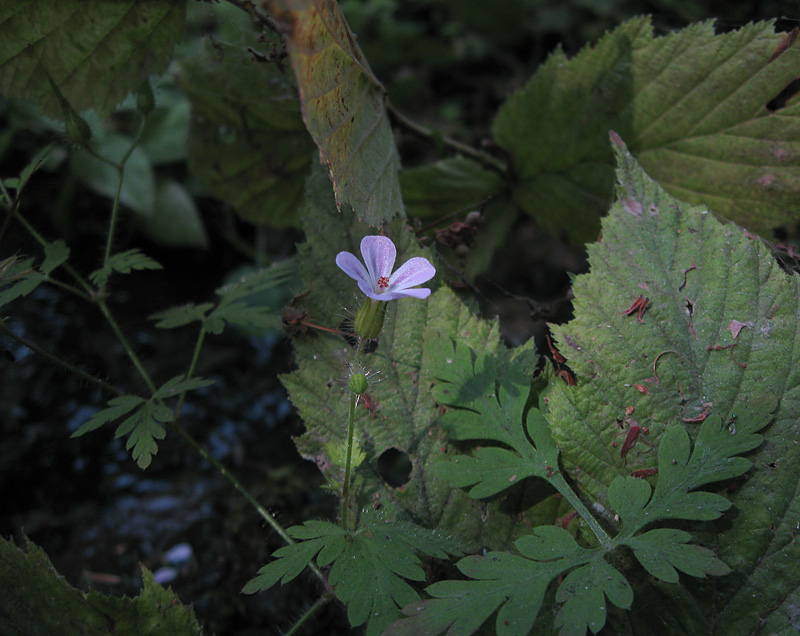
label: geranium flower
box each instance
[336,235,435,301]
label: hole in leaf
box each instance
[377,448,412,488]
[766,78,800,112]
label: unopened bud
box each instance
[353,298,387,339]
[47,75,92,146]
[64,108,92,146]
[349,372,368,395]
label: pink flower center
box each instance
[377,276,390,291]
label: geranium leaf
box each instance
[494,17,800,241]
[267,0,403,225]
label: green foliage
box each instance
[267,0,403,226]
[89,249,162,290]
[178,39,316,227]
[0,0,187,119]
[494,17,800,242]
[400,157,505,219]
[244,509,460,636]
[0,536,204,636]
[0,240,70,308]
[71,375,213,469]
[281,168,551,551]
[150,258,300,334]
[71,132,157,216]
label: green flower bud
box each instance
[353,297,387,339]
[349,372,368,395]
[64,108,92,146]
[136,79,155,115]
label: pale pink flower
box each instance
[335,236,435,301]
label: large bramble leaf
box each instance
[280,168,552,555]
[178,40,316,227]
[545,135,800,633]
[0,1,186,118]
[0,536,203,636]
[494,17,800,242]
[267,0,403,225]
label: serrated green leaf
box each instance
[242,520,346,593]
[544,138,800,631]
[89,249,162,289]
[267,0,403,225]
[0,536,203,636]
[178,40,315,227]
[117,403,171,470]
[70,395,145,438]
[0,1,186,119]
[621,528,731,583]
[494,17,800,241]
[150,303,214,329]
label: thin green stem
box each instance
[340,390,358,531]
[0,319,121,396]
[340,338,366,531]
[550,473,614,550]
[387,103,508,175]
[167,420,329,586]
[173,326,207,420]
[282,593,334,636]
[101,118,147,287]
[96,299,159,394]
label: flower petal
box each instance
[379,287,431,301]
[336,251,370,285]
[360,236,396,287]
[388,256,436,291]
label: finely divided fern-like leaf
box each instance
[244,510,460,636]
[89,249,162,289]
[71,375,213,469]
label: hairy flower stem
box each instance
[340,337,366,531]
[0,319,121,395]
[283,592,335,636]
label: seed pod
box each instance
[349,372,368,395]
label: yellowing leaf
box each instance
[268,0,403,225]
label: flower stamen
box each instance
[377,276,390,291]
